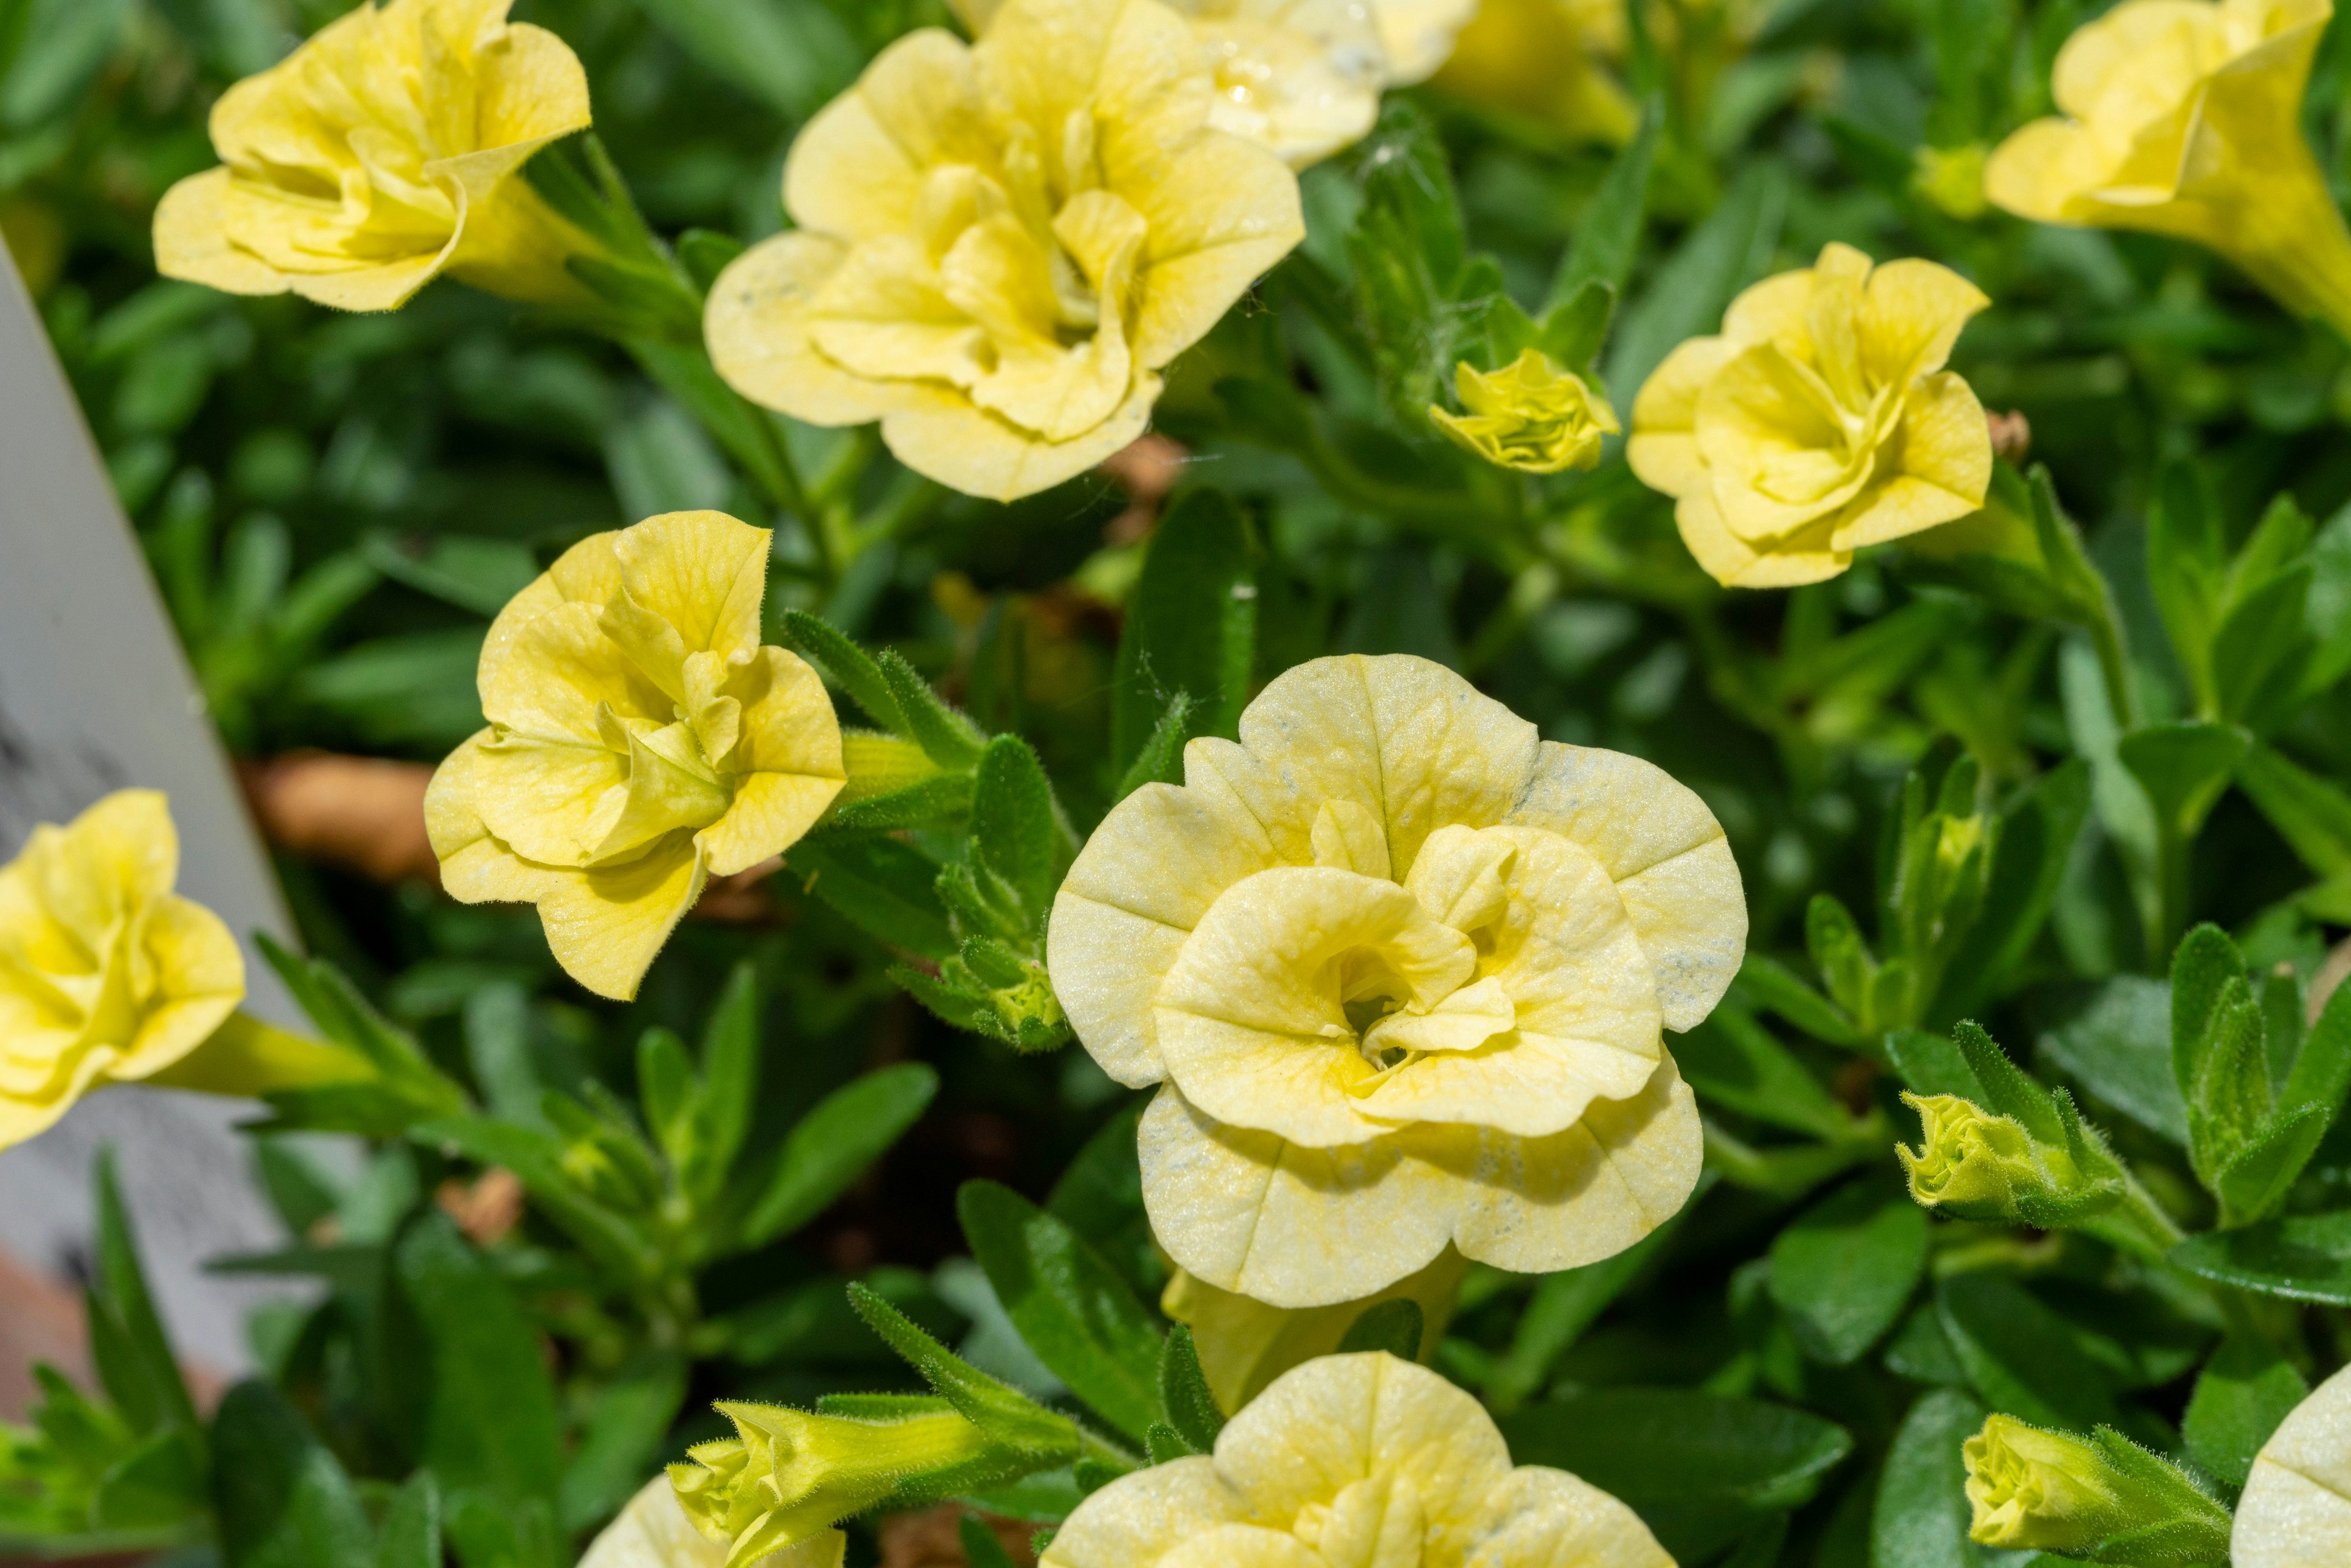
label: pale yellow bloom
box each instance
[706,0,1304,503]
[426,512,844,1002]
[1041,1352,1672,1568]
[953,0,1475,165]
[1627,242,1993,589]
[0,791,243,1150]
[1432,0,1637,144]
[580,1477,840,1568]
[1163,1250,1467,1414]
[1431,349,1620,474]
[154,0,592,313]
[2236,1363,2351,1568]
[1985,0,2351,331]
[1049,654,1740,1307]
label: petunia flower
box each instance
[705,0,1305,503]
[580,1476,839,1568]
[1627,242,1993,589]
[1039,1352,1672,1568]
[2235,1361,2351,1567]
[154,0,593,313]
[1985,0,2351,334]
[0,792,244,1149]
[1048,653,1742,1307]
[426,512,845,1002]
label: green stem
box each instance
[2087,1173,2186,1269]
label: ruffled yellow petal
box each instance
[2235,1363,2351,1568]
[1462,1466,1675,1568]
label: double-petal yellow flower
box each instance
[427,512,844,1002]
[1049,653,1742,1307]
[1041,1352,1671,1568]
[154,0,593,313]
[1986,0,2351,332]
[2235,1362,2351,1567]
[1628,242,1993,588]
[0,792,244,1149]
[705,0,1305,503]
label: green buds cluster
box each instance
[670,1400,1005,1566]
[2172,923,2351,1228]
[1963,1415,2233,1565]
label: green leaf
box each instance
[390,1215,563,1511]
[1337,1299,1424,1361]
[879,649,991,769]
[359,533,537,618]
[1869,1388,1989,1568]
[847,1283,1086,1463]
[1767,1180,1929,1366]
[90,1427,204,1531]
[2238,741,2351,877]
[626,0,859,119]
[1886,1029,1979,1099]
[742,1063,939,1245]
[1950,1021,2065,1146]
[1733,954,1866,1049]
[1112,490,1256,771]
[782,609,910,735]
[375,1473,441,1568]
[1550,94,1660,310]
[1500,1390,1851,1563]
[2214,563,2315,733]
[1341,100,1471,415]
[2036,976,2190,1145]
[970,734,1070,929]
[407,1114,653,1281]
[2118,721,2248,842]
[787,831,955,959]
[687,962,762,1204]
[2148,462,2226,705]
[1532,280,1616,380]
[1158,1327,1224,1455]
[958,1181,1166,1444]
[1114,691,1199,801]
[1675,1007,1853,1140]
[1606,159,1788,399]
[1935,1274,2123,1433]
[2170,1212,2351,1304]
[959,1513,1021,1568]
[1805,894,1874,1022]
[1935,760,2091,1021]
[558,1349,687,1532]
[2173,923,2250,1100]
[1486,1209,1687,1414]
[2183,1335,2309,1489]
[210,1381,372,1568]
[636,1028,695,1173]
[85,1151,198,1449]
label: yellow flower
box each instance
[1431,0,1637,144]
[1964,1417,2132,1552]
[1431,348,1621,474]
[1985,0,2351,331]
[1048,653,1741,1307]
[426,512,845,1002]
[670,1401,997,1566]
[580,1477,840,1568]
[1627,242,1993,589]
[1040,1352,1672,1568]
[0,791,244,1150]
[154,0,592,313]
[705,0,1304,502]
[1163,1249,1467,1414]
[2237,1364,2351,1568]
[952,0,1476,166]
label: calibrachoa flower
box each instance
[1627,242,1993,589]
[426,512,844,1002]
[954,0,1477,167]
[580,1477,839,1568]
[1985,0,2351,334]
[0,791,243,1150]
[1040,1352,1672,1568]
[154,0,593,313]
[1049,653,1741,1307]
[1431,348,1619,474]
[1431,0,1636,145]
[705,0,1305,503]
[2235,1362,2351,1567]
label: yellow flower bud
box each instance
[1161,1247,1467,1412]
[1627,242,1993,588]
[1913,143,1989,220]
[425,512,845,1002]
[1985,0,2351,332]
[670,1403,997,1566]
[705,0,1305,503]
[1431,349,1621,474]
[1965,1417,2132,1552]
[0,791,244,1150]
[1899,1094,2050,1219]
[154,0,593,313]
[1041,1354,1671,1568]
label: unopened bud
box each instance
[1430,350,1619,474]
[1963,1415,2231,1564]
[1898,1093,2117,1228]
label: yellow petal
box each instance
[1859,258,1991,387]
[1036,1457,1247,1568]
[1047,778,1281,1086]
[111,894,245,1081]
[705,233,923,428]
[1161,1248,1466,1414]
[879,371,1162,500]
[152,169,294,298]
[1719,268,1820,357]
[1461,1465,1674,1568]
[784,29,989,242]
[613,511,771,664]
[534,840,708,1002]
[700,771,845,880]
[1832,372,1992,550]
[2237,1363,2351,1568]
[1625,337,1736,497]
[1155,1527,1325,1568]
[1373,0,1480,84]
[1124,127,1306,367]
[580,1476,847,1568]
[1509,743,1747,1032]
[1695,342,1874,544]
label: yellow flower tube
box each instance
[705,0,1305,503]
[426,512,846,1002]
[2235,1362,2351,1567]
[154,0,593,313]
[1986,0,2351,333]
[1627,242,1994,588]
[1049,653,1743,1308]
[1040,1352,1672,1568]
[0,791,244,1149]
